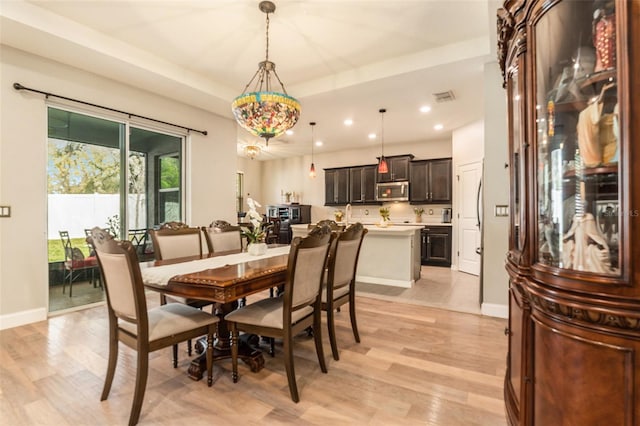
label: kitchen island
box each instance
[290,223,422,288]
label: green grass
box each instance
[48,238,92,262]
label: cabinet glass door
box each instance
[534,0,620,275]
[508,66,525,254]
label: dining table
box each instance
[141,245,290,381]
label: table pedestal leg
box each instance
[187,301,265,381]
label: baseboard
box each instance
[355,275,413,288]
[481,303,508,319]
[0,307,48,330]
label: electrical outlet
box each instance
[0,206,11,217]
[494,205,509,217]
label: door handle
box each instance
[476,178,482,228]
[475,247,482,255]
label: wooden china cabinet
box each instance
[498,0,639,425]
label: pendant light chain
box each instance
[265,12,270,63]
[309,121,317,178]
[381,110,385,156]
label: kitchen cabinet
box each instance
[421,226,451,266]
[376,154,414,182]
[409,158,452,204]
[499,1,640,424]
[324,167,350,206]
[349,165,378,204]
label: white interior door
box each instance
[458,161,482,275]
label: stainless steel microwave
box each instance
[376,182,409,201]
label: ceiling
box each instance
[1,0,499,160]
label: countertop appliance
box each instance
[442,208,452,223]
[375,181,409,202]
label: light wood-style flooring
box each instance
[1,291,507,425]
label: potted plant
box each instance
[379,207,390,227]
[414,207,424,223]
[334,209,344,222]
[241,198,268,255]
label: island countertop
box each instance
[290,223,422,288]
[291,224,424,234]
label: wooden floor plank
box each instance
[0,294,507,425]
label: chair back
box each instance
[265,217,281,243]
[284,225,333,314]
[90,227,146,325]
[310,220,345,232]
[149,222,203,260]
[327,223,368,293]
[60,230,85,262]
[202,220,243,253]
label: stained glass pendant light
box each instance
[309,122,316,178]
[377,108,389,174]
[231,1,301,146]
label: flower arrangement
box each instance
[379,207,390,222]
[334,209,344,221]
[241,198,267,244]
[413,207,424,216]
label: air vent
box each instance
[432,90,456,103]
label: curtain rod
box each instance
[13,82,208,136]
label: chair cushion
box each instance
[224,296,313,329]
[321,284,350,303]
[119,303,218,342]
[66,256,98,269]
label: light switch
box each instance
[494,205,509,217]
[0,206,11,217]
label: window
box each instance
[236,171,244,213]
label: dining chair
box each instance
[89,227,218,426]
[59,230,100,297]
[127,228,154,261]
[149,222,213,365]
[322,222,368,360]
[225,225,334,403]
[202,220,243,253]
[265,217,281,244]
[308,219,345,232]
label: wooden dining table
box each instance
[141,245,290,381]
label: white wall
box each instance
[0,46,237,328]
[237,156,263,212]
[481,61,509,317]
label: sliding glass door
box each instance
[47,106,184,312]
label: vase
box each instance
[247,242,268,256]
[415,215,422,223]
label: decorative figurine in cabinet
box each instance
[498,0,639,425]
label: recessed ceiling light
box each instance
[285,130,294,135]
[344,119,353,126]
[434,124,444,131]
[419,106,431,113]
[368,133,376,139]
[315,141,323,147]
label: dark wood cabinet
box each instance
[421,226,452,266]
[349,165,378,204]
[266,204,311,244]
[324,168,350,206]
[499,1,640,424]
[376,154,414,182]
[409,158,452,204]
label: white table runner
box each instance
[141,245,291,286]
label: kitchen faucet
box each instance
[345,203,352,225]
